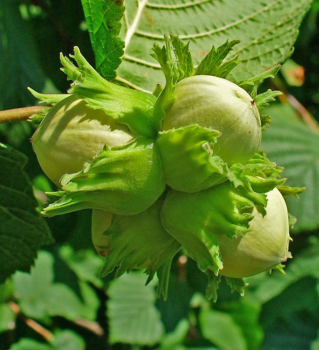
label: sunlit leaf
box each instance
[118,0,311,92]
[9,330,85,350]
[200,308,246,350]
[247,238,319,304]
[107,272,164,345]
[0,304,15,333]
[81,0,125,80]
[51,330,85,350]
[262,103,319,232]
[13,251,99,321]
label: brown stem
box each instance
[8,301,104,340]
[8,301,54,342]
[0,106,50,124]
[270,78,319,133]
[286,94,319,134]
[73,318,104,336]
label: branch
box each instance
[8,301,54,342]
[286,94,319,134]
[73,318,104,336]
[8,301,104,339]
[270,77,319,134]
[0,106,49,124]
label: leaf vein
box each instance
[135,0,279,39]
[146,0,212,9]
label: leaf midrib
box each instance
[124,0,149,54]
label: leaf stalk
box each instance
[0,106,50,124]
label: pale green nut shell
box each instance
[219,188,290,278]
[162,75,262,165]
[32,95,133,186]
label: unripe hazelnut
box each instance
[163,75,262,165]
[32,95,133,186]
[219,188,290,278]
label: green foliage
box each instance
[10,339,52,350]
[224,300,264,350]
[12,251,99,321]
[50,330,85,350]
[158,319,190,350]
[247,238,319,304]
[107,273,164,345]
[117,0,312,91]
[312,333,319,350]
[0,304,15,333]
[59,246,104,288]
[0,280,13,303]
[0,0,317,349]
[81,0,125,80]
[0,0,46,109]
[262,103,319,232]
[0,144,53,282]
[200,308,246,350]
[10,330,85,350]
[151,35,189,130]
[195,40,240,78]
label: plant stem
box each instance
[286,93,319,134]
[271,77,319,134]
[73,318,104,336]
[8,301,54,342]
[0,106,50,124]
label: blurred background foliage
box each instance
[1,0,319,349]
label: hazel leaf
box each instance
[118,1,311,92]
[107,273,164,345]
[261,103,315,232]
[81,0,125,81]
[0,144,53,282]
[43,137,165,216]
[156,125,228,192]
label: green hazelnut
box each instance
[162,75,262,165]
[219,188,290,278]
[32,95,133,187]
